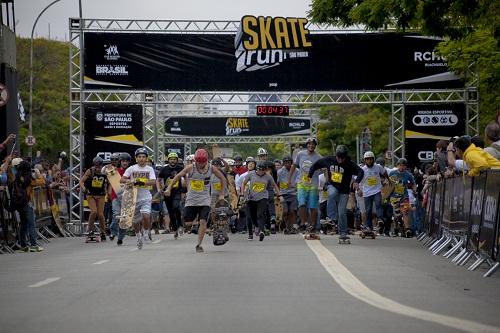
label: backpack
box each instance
[6,179,29,212]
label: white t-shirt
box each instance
[318,173,328,203]
[360,163,387,198]
[455,159,469,172]
[123,164,156,201]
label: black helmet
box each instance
[119,152,131,161]
[336,145,348,158]
[135,147,148,157]
[211,158,223,167]
[234,155,243,162]
[273,159,282,164]
[110,152,120,161]
[397,158,408,166]
[375,157,385,166]
[256,161,267,170]
[306,137,318,146]
[93,156,104,166]
[282,155,293,163]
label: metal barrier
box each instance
[0,185,75,254]
[419,170,500,277]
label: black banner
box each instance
[478,171,500,258]
[164,116,310,137]
[405,103,466,169]
[84,105,143,168]
[165,144,185,161]
[423,182,435,235]
[468,175,487,252]
[83,31,463,91]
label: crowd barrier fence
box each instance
[418,170,500,277]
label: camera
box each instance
[449,136,459,143]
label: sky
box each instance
[15,0,312,41]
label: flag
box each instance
[17,92,25,122]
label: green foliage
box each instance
[317,105,391,159]
[16,37,70,159]
[309,0,500,133]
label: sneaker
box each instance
[259,231,265,241]
[174,231,179,240]
[100,233,106,241]
[109,235,115,241]
[17,246,29,253]
[195,245,204,253]
[248,234,254,241]
[270,224,276,234]
[117,239,123,246]
[178,227,184,236]
[137,237,143,250]
[161,230,170,234]
[148,231,152,241]
[30,246,43,252]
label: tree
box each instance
[16,37,70,159]
[309,0,500,132]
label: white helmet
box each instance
[363,151,375,159]
[257,147,267,156]
[186,154,195,162]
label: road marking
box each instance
[129,248,138,252]
[28,277,61,288]
[152,239,161,244]
[305,240,500,333]
[92,260,109,265]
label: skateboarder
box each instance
[158,152,184,239]
[80,157,108,241]
[308,145,364,241]
[359,151,388,235]
[164,148,227,253]
[277,156,299,234]
[102,152,121,240]
[121,148,158,249]
[241,161,280,241]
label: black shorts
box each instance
[184,206,211,222]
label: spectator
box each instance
[0,134,16,153]
[484,121,500,159]
[434,140,449,175]
[0,155,13,184]
[454,136,500,176]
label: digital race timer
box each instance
[256,105,289,116]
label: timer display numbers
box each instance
[256,105,289,116]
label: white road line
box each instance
[28,277,61,288]
[305,240,500,333]
[129,248,138,252]
[92,260,110,265]
[152,239,161,244]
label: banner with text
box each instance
[404,103,466,168]
[165,116,310,137]
[84,105,143,168]
[84,18,462,91]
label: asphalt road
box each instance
[0,233,499,333]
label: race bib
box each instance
[367,176,378,186]
[301,174,311,183]
[213,182,222,191]
[279,182,289,190]
[330,172,343,183]
[190,179,204,192]
[91,179,104,188]
[136,177,149,189]
[394,183,404,195]
[252,182,266,193]
[167,178,179,189]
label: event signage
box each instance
[84,105,143,168]
[164,116,310,137]
[468,174,487,252]
[256,105,289,116]
[404,103,466,168]
[83,17,462,91]
[165,143,185,161]
[478,172,500,257]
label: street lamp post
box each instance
[29,0,61,157]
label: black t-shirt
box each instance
[159,164,184,196]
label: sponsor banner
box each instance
[83,19,462,91]
[423,182,435,235]
[404,103,466,169]
[468,175,487,252]
[443,176,471,234]
[165,144,185,161]
[431,180,444,237]
[478,171,500,258]
[84,105,143,168]
[164,116,310,136]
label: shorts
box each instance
[355,193,365,213]
[297,187,319,209]
[282,194,298,212]
[133,199,152,224]
[184,206,211,222]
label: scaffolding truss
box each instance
[69,18,477,224]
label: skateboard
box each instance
[213,199,230,246]
[85,232,100,243]
[304,233,321,240]
[360,229,376,239]
[105,166,122,194]
[338,235,351,244]
[118,183,138,229]
[47,189,66,236]
[320,219,337,235]
[274,196,283,231]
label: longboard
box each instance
[105,166,122,194]
[118,184,137,229]
[274,196,283,229]
[47,188,66,236]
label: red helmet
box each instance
[194,149,208,163]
